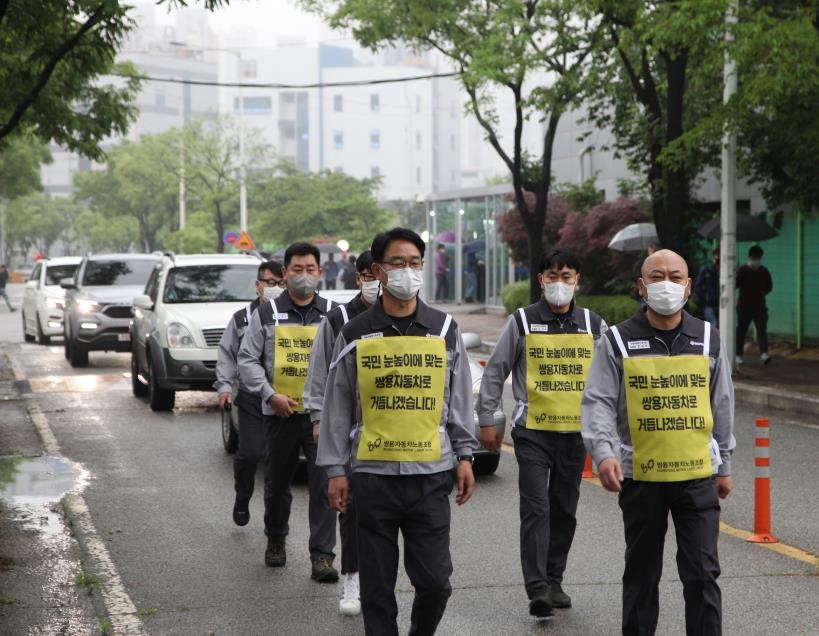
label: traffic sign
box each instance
[235,231,255,250]
[223,231,239,246]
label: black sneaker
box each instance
[550,583,572,608]
[265,537,286,567]
[232,498,249,526]
[528,588,553,618]
[311,554,339,583]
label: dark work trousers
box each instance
[736,306,768,355]
[233,394,265,504]
[351,471,454,636]
[339,465,358,574]
[511,426,585,598]
[263,412,336,559]
[619,478,722,636]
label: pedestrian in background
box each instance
[340,255,357,290]
[434,243,449,301]
[477,248,607,618]
[736,245,773,365]
[582,248,735,636]
[238,243,339,582]
[318,227,477,636]
[0,264,16,312]
[215,260,284,527]
[694,248,720,328]
[303,250,377,617]
[323,252,340,290]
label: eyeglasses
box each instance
[358,272,377,282]
[258,278,286,287]
[379,257,424,271]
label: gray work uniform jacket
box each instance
[303,294,369,424]
[214,298,261,395]
[476,299,607,430]
[316,298,478,479]
[237,292,336,416]
[581,308,736,478]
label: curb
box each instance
[733,381,819,419]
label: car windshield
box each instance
[163,264,258,303]
[45,263,79,286]
[82,259,158,286]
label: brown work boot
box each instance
[265,536,286,567]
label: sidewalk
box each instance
[441,302,819,418]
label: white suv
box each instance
[130,253,263,411]
[22,256,82,344]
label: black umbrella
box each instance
[698,215,778,242]
[463,239,486,254]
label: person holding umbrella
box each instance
[736,245,773,365]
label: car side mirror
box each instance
[133,294,154,311]
[461,332,482,350]
[25,280,38,290]
[59,277,77,290]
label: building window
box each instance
[415,131,421,150]
[334,130,344,150]
[370,166,380,178]
[156,90,166,108]
[237,96,272,114]
[334,166,344,173]
[416,166,421,184]
[240,59,257,79]
[370,93,380,112]
[333,94,343,112]
[370,130,380,149]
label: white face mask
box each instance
[543,282,575,308]
[748,259,762,270]
[262,286,284,302]
[287,273,320,298]
[644,280,688,316]
[361,279,380,305]
[384,267,423,301]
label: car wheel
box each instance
[36,317,51,345]
[473,452,501,476]
[148,355,175,411]
[68,338,89,368]
[221,408,238,453]
[22,311,35,343]
[130,346,149,398]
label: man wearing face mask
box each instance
[318,227,477,636]
[735,245,773,365]
[215,260,285,526]
[238,243,340,580]
[303,249,377,616]
[476,249,607,618]
[581,249,735,636]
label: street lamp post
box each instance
[171,41,247,233]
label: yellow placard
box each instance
[624,355,713,482]
[273,325,318,411]
[524,333,594,432]
[356,336,446,462]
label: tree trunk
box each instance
[214,201,224,254]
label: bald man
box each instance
[581,249,735,636]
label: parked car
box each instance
[62,253,162,368]
[131,253,263,411]
[22,256,82,344]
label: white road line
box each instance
[28,404,147,635]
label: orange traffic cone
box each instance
[582,452,595,478]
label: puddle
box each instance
[0,455,88,535]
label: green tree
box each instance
[74,132,179,252]
[74,208,139,252]
[252,163,394,251]
[303,0,603,301]
[0,134,52,200]
[164,212,216,253]
[0,1,140,158]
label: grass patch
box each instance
[75,571,103,596]
[137,607,157,618]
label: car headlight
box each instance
[167,322,196,348]
[76,299,101,314]
[46,297,64,310]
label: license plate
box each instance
[117,333,131,342]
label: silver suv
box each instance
[130,253,263,411]
[61,253,161,367]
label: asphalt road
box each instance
[1,284,817,635]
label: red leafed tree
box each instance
[497,192,570,265]
[558,197,646,294]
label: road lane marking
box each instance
[28,404,147,635]
[500,443,818,568]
